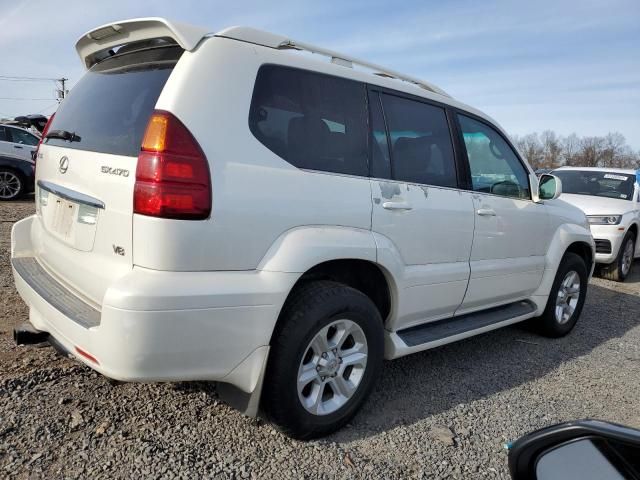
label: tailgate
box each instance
[32,44,183,306]
[34,146,135,306]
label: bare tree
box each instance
[513,131,638,170]
[562,133,580,166]
[540,130,563,168]
[514,133,544,168]
[577,136,604,167]
[600,132,627,168]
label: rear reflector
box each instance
[134,111,211,220]
[75,346,99,365]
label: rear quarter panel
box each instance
[137,37,373,271]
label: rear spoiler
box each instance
[76,17,210,69]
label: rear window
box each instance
[249,65,368,177]
[45,46,182,157]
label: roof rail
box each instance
[215,26,450,97]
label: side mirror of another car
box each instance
[508,420,640,480]
[538,174,562,200]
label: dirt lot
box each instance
[1,198,639,479]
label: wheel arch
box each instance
[565,240,594,272]
[269,258,395,346]
[533,223,594,299]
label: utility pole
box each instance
[56,77,68,103]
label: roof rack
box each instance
[215,27,450,97]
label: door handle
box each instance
[476,208,496,216]
[382,201,413,211]
[13,145,23,149]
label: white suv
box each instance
[11,18,594,439]
[553,167,640,281]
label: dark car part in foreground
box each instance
[509,419,640,479]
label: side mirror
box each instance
[539,174,562,200]
[508,420,640,480]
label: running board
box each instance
[397,300,536,347]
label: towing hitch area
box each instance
[13,323,50,345]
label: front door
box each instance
[455,113,549,313]
[369,90,475,330]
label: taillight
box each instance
[34,113,55,173]
[134,110,211,220]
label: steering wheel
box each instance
[490,180,521,197]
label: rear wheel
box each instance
[0,169,24,200]
[263,281,383,439]
[600,232,635,282]
[533,252,588,338]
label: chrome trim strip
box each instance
[37,180,105,209]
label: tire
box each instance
[533,252,588,338]
[599,232,636,282]
[0,169,25,201]
[263,281,384,439]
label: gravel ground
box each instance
[1,198,639,479]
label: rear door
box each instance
[33,45,182,305]
[369,89,475,330]
[0,126,19,158]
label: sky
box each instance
[1,0,639,149]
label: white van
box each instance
[12,18,594,438]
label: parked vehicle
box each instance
[0,154,35,200]
[0,124,39,162]
[11,17,594,439]
[553,167,640,281]
[509,419,640,479]
[13,114,49,134]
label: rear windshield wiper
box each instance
[46,129,81,142]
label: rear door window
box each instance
[45,46,182,157]
[249,65,368,177]
[0,126,8,142]
[379,93,457,188]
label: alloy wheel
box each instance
[0,171,21,200]
[621,238,634,276]
[555,270,581,324]
[297,319,368,416]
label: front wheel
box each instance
[599,232,636,282]
[262,281,383,439]
[533,252,588,338]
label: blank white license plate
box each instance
[51,198,77,238]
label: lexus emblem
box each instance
[59,156,69,174]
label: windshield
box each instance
[45,45,182,157]
[553,170,636,201]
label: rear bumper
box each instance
[11,215,297,393]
